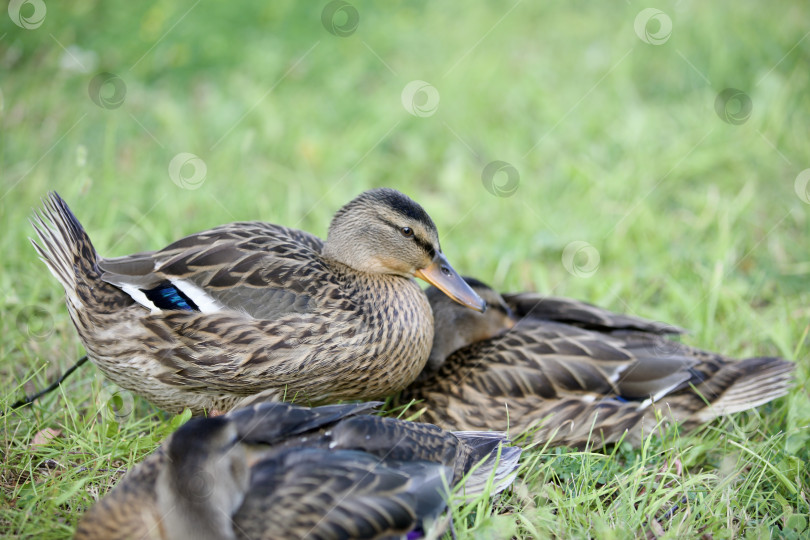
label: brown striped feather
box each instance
[400,279,795,448]
[31,189,470,414]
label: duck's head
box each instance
[157,416,249,540]
[323,188,485,312]
[425,277,516,372]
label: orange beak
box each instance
[414,253,486,312]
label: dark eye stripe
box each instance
[380,218,436,259]
[412,236,436,259]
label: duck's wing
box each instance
[407,322,697,438]
[98,222,333,319]
[454,322,698,401]
[316,414,521,495]
[233,448,452,540]
[229,402,520,496]
[231,406,521,496]
[503,292,687,335]
[226,401,382,444]
[410,322,794,448]
[644,353,795,426]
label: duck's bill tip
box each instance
[415,255,487,313]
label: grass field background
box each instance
[2,1,809,537]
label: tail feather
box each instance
[30,192,99,304]
[452,431,522,495]
[30,192,131,315]
[692,357,794,423]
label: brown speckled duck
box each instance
[31,189,484,414]
[400,278,794,448]
[74,401,522,540]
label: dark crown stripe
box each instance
[376,189,436,230]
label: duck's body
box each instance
[32,190,484,414]
[74,401,521,540]
[402,278,794,448]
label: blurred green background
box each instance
[4,1,809,359]
[2,1,809,536]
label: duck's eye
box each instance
[400,227,414,238]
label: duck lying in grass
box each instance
[400,278,794,448]
[73,401,521,540]
[30,189,484,414]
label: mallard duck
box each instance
[31,189,485,414]
[74,401,522,540]
[401,278,795,448]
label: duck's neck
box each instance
[155,465,242,540]
[424,306,512,374]
[323,258,427,312]
[350,271,434,333]
[303,259,435,397]
[351,268,435,374]
[426,327,473,373]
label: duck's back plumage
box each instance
[503,291,686,335]
[403,281,795,449]
[98,222,330,319]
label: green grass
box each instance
[2,1,809,537]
